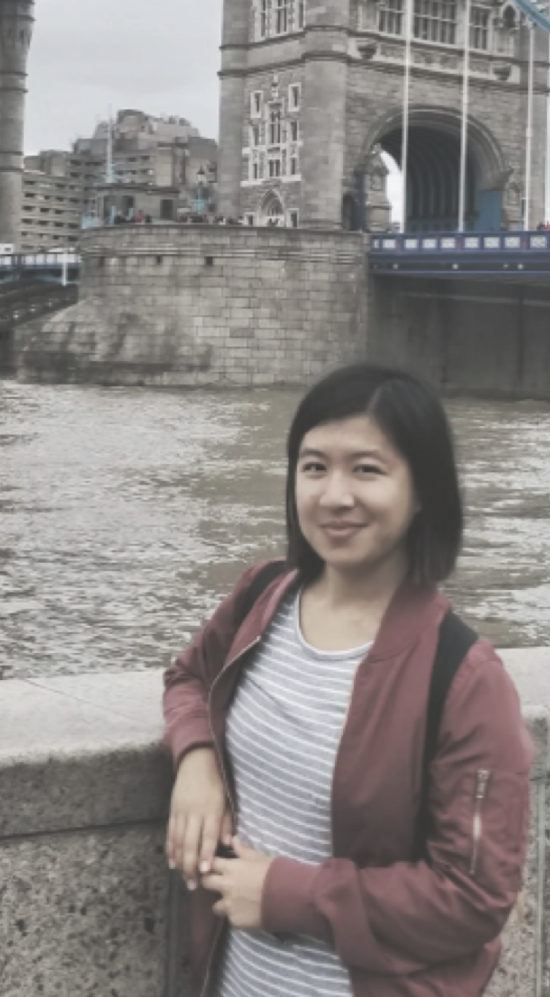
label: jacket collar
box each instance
[368,578,449,661]
[228,568,448,666]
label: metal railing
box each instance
[0,252,81,272]
[370,231,550,254]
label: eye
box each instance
[356,463,382,475]
[300,461,326,473]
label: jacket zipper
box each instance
[469,769,490,877]
[198,636,262,997]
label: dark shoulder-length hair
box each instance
[286,362,463,587]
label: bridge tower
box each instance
[217,0,547,231]
[0,0,34,249]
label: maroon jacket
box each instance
[163,563,533,997]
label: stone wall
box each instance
[345,45,547,229]
[369,275,550,399]
[17,225,368,387]
[1,652,550,997]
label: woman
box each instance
[163,363,532,997]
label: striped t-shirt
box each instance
[214,591,372,997]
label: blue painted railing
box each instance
[369,230,550,275]
[370,231,550,254]
[513,0,550,35]
[0,252,81,274]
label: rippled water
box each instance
[0,381,549,679]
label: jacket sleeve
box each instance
[261,643,534,975]
[162,562,263,770]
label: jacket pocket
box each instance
[432,765,530,895]
[469,769,490,877]
[462,769,529,892]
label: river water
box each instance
[1,381,549,679]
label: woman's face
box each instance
[295,414,420,580]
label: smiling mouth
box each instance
[322,523,364,531]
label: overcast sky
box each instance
[26,0,223,153]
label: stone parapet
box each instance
[0,671,186,997]
[1,649,550,996]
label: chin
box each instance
[324,551,371,571]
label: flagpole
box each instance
[458,0,472,231]
[107,105,114,184]
[524,20,535,229]
[400,0,414,232]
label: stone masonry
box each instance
[17,225,368,386]
[0,0,34,249]
[217,0,547,229]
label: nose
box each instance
[319,471,355,509]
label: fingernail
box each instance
[187,880,197,892]
[199,861,209,874]
[168,860,176,870]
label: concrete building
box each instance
[0,0,35,249]
[217,0,547,231]
[73,110,218,222]
[21,152,84,251]
[20,111,218,249]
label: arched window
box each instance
[261,193,285,226]
[502,4,517,30]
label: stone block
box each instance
[0,673,170,837]
[500,650,550,717]
[1,827,176,997]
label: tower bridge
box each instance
[218,0,549,234]
[5,0,550,399]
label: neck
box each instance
[316,554,410,615]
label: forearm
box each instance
[262,853,516,974]
[163,677,214,768]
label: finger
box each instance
[220,807,234,847]
[182,815,202,888]
[173,814,187,872]
[201,872,225,893]
[165,813,178,869]
[199,812,222,875]
[213,899,226,918]
[210,856,231,875]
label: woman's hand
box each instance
[202,837,274,930]
[166,747,233,890]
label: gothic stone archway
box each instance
[360,106,512,232]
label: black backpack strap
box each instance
[239,560,288,624]
[413,612,478,860]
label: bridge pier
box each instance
[368,274,550,400]
[0,323,15,375]
[14,226,369,387]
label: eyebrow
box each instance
[298,447,387,461]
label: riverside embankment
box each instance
[1,380,550,996]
